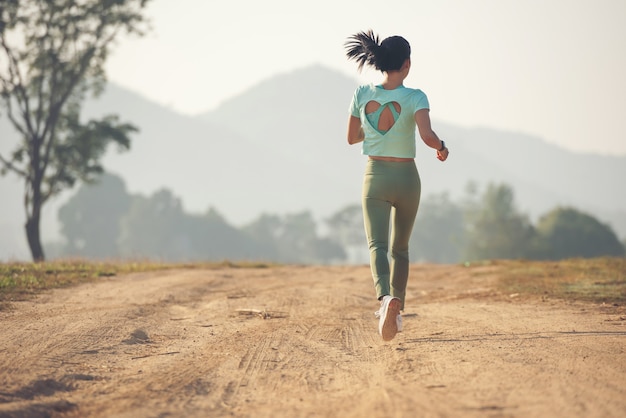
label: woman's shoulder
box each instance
[403,86,427,96]
[355,83,377,92]
[404,87,429,109]
[353,83,379,99]
[403,87,428,104]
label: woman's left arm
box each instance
[347,115,364,144]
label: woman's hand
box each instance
[437,147,449,162]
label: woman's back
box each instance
[350,84,429,159]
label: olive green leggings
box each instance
[362,159,421,310]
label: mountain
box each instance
[84,69,366,223]
[1,64,625,261]
[197,65,626,231]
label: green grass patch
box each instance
[494,257,626,304]
[0,259,274,304]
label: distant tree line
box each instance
[49,173,343,263]
[47,174,626,264]
[328,183,624,264]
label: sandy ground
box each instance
[0,264,625,418]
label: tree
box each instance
[57,172,130,258]
[241,213,282,261]
[244,211,346,264]
[410,193,466,263]
[183,207,266,262]
[118,190,262,262]
[118,189,187,260]
[535,207,625,259]
[0,0,151,261]
[324,204,366,263]
[325,204,365,247]
[279,211,346,264]
[464,183,535,261]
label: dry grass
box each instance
[2,258,624,309]
[493,257,626,305]
[0,259,274,306]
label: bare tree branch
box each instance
[0,153,27,177]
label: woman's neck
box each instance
[380,71,405,90]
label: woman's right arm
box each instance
[415,109,448,161]
[347,115,365,144]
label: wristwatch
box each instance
[438,140,446,151]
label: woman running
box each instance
[345,30,449,341]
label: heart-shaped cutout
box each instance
[365,101,401,134]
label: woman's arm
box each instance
[415,109,449,161]
[347,115,365,144]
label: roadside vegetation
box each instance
[0,260,272,307]
[40,175,624,266]
[1,258,624,310]
[492,257,626,305]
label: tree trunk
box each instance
[25,213,45,262]
[26,130,46,262]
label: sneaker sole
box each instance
[381,298,401,341]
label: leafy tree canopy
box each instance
[535,207,625,260]
[58,172,130,258]
[0,0,151,261]
[410,192,466,263]
[463,183,536,261]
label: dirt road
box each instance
[1,264,625,417]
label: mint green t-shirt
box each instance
[349,84,429,158]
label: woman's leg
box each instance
[362,160,420,305]
[389,164,421,310]
[362,160,394,300]
[362,195,392,299]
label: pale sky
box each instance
[105,0,626,155]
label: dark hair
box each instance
[344,29,411,73]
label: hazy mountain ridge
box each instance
[1,64,625,260]
[197,66,553,210]
[450,125,625,208]
[197,65,626,229]
[81,83,354,221]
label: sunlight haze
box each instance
[104,0,626,156]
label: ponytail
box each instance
[344,30,381,72]
[345,30,411,73]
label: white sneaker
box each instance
[375,310,402,332]
[374,295,401,341]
